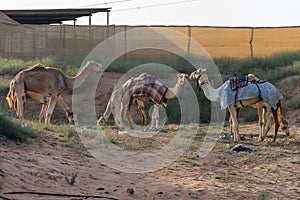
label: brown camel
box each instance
[29,91,74,124]
[229,100,289,141]
[8,89,73,123]
[6,61,103,124]
[190,68,285,142]
[118,72,188,130]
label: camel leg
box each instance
[98,95,114,125]
[40,95,72,124]
[150,105,160,129]
[16,95,25,121]
[261,104,272,141]
[119,96,129,129]
[126,105,134,130]
[256,102,264,141]
[39,104,47,123]
[272,102,283,142]
[119,100,124,129]
[229,107,240,134]
[26,91,72,124]
[44,97,58,124]
[271,109,280,142]
[13,80,26,121]
[98,89,121,125]
[228,105,239,142]
[136,99,146,126]
[26,90,48,123]
[229,115,233,133]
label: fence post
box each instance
[124,25,127,61]
[187,26,191,57]
[249,27,254,58]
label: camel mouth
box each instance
[189,71,200,80]
[188,72,195,80]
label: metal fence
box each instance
[1,24,300,58]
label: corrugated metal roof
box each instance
[0,8,111,25]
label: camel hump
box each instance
[31,63,46,70]
[248,73,259,81]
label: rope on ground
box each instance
[3,191,119,200]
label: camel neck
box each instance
[199,75,219,102]
[65,77,75,89]
[65,64,94,89]
[165,82,183,99]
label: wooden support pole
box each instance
[250,27,254,58]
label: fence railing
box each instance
[1,25,300,58]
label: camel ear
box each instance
[202,68,207,72]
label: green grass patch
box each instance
[1,50,300,124]
[0,115,36,142]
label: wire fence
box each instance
[1,24,300,58]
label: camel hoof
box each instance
[258,137,264,142]
[118,130,128,134]
[97,116,106,125]
[286,130,290,137]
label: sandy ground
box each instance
[1,123,300,200]
[1,72,300,200]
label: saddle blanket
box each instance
[125,73,168,106]
[230,75,248,91]
[219,80,283,109]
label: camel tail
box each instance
[6,93,13,108]
[277,100,283,123]
[6,81,15,109]
[272,100,284,142]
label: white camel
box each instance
[190,68,285,142]
[6,61,103,124]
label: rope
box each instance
[3,191,119,200]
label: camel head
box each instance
[189,68,208,87]
[177,73,189,86]
[73,61,104,88]
[83,61,104,73]
[78,61,104,79]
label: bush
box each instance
[0,115,36,142]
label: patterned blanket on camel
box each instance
[125,73,168,106]
[230,75,249,91]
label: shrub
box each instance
[0,115,36,141]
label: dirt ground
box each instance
[0,72,300,200]
[0,122,299,200]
